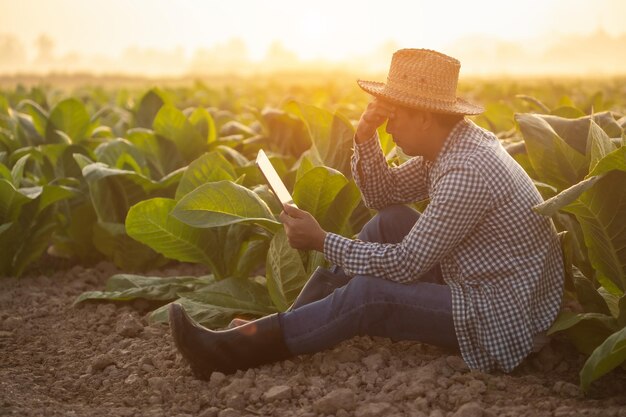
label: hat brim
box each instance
[357,79,484,115]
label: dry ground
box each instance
[1,260,626,417]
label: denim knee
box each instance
[358,205,420,243]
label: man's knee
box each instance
[341,275,379,303]
[358,205,420,243]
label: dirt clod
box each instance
[313,388,356,413]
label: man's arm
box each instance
[352,134,430,209]
[325,162,493,282]
[352,99,429,209]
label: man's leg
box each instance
[278,274,458,355]
[278,204,457,354]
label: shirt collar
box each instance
[432,118,471,167]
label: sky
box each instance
[1,0,625,75]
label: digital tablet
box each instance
[255,149,297,207]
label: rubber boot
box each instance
[169,303,292,380]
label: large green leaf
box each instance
[588,146,626,177]
[75,274,213,304]
[51,201,101,263]
[80,160,182,223]
[175,151,236,200]
[179,276,276,316]
[516,113,589,190]
[153,104,206,163]
[126,198,221,275]
[588,119,617,172]
[93,221,165,271]
[136,88,166,128]
[285,101,354,176]
[0,178,30,221]
[533,175,603,217]
[265,229,308,311]
[11,205,58,277]
[548,310,618,355]
[580,326,626,392]
[188,107,217,144]
[95,138,149,177]
[46,98,90,143]
[172,181,280,230]
[126,128,183,178]
[563,171,626,294]
[16,99,48,138]
[293,166,349,221]
[539,112,622,154]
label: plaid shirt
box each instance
[323,119,564,372]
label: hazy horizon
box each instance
[2,0,626,77]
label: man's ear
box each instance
[420,111,434,130]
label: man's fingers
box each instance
[283,203,305,218]
[279,210,290,224]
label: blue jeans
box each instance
[278,205,459,355]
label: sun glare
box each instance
[0,0,625,76]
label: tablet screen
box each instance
[255,149,296,207]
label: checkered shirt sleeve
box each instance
[350,133,431,210]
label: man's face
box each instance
[385,105,430,157]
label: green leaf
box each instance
[93,221,164,271]
[10,154,29,187]
[179,276,276,316]
[81,161,182,223]
[322,180,362,236]
[153,104,206,163]
[293,166,349,221]
[588,146,626,177]
[46,98,90,143]
[533,175,603,217]
[136,89,166,128]
[51,202,100,263]
[285,101,354,176]
[175,151,236,200]
[539,112,620,154]
[16,100,48,137]
[126,198,221,274]
[265,229,308,311]
[126,128,182,178]
[572,272,612,315]
[172,181,280,230]
[516,113,588,190]
[75,274,213,304]
[95,138,149,177]
[563,171,626,293]
[580,326,626,392]
[189,107,217,144]
[588,119,617,172]
[0,179,31,221]
[11,206,57,277]
[548,310,617,355]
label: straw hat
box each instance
[357,48,483,115]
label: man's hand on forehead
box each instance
[356,98,396,143]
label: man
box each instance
[169,48,564,379]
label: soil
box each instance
[1,260,626,417]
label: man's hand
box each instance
[355,98,396,144]
[279,204,327,252]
